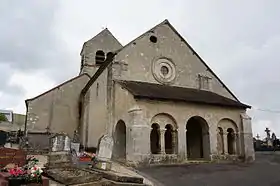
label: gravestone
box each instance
[0,130,7,147]
[46,133,72,169]
[50,133,70,152]
[97,135,114,161]
[93,135,114,171]
[71,130,80,155]
[0,147,26,168]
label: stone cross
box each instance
[96,135,114,161]
[265,128,271,139]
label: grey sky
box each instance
[0,0,279,138]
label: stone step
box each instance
[101,180,149,186]
[87,168,144,184]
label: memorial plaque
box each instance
[0,147,26,168]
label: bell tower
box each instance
[80,28,122,76]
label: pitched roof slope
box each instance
[117,80,251,109]
[80,28,123,55]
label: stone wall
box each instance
[114,21,237,100]
[25,74,90,137]
[111,83,250,164]
[27,132,50,152]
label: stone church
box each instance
[25,19,255,163]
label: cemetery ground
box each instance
[137,152,280,186]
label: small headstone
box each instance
[0,130,7,147]
[71,142,80,155]
[92,135,113,171]
[71,130,80,155]
[0,147,26,168]
[97,135,114,161]
[71,150,79,165]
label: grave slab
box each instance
[0,147,26,168]
[45,167,102,185]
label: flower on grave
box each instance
[8,166,26,177]
[27,165,43,183]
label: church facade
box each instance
[25,20,255,163]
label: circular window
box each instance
[150,35,158,43]
[160,66,169,76]
[152,58,176,84]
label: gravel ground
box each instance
[138,152,280,186]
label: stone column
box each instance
[127,106,150,162]
[160,129,166,154]
[184,129,188,158]
[172,129,178,154]
[240,113,255,162]
[233,133,238,154]
[236,132,241,155]
[223,133,228,155]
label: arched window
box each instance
[150,123,160,154]
[227,128,235,155]
[165,124,173,154]
[95,50,105,65]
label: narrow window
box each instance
[96,83,99,97]
[95,50,105,65]
[198,74,211,90]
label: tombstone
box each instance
[46,133,72,169]
[50,133,71,152]
[97,135,114,161]
[0,147,26,168]
[70,130,80,155]
[93,135,114,171]
[0,130,7,147]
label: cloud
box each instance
[1,0,279,138]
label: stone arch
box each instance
[113,120,126,160]
[218,118,239,155]
[186,116,210,160]
[150,123,160,154]
[151,113,178,154]
[151,113,178,129]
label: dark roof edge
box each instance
[116,80,251,109]
[134,95,251,109]
[25,73,90,103]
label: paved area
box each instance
[138,152,280,186]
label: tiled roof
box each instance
[117,81,251,109]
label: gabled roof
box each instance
[116,19,241,102]
[80,28,123,55]
[117,80,251,109]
